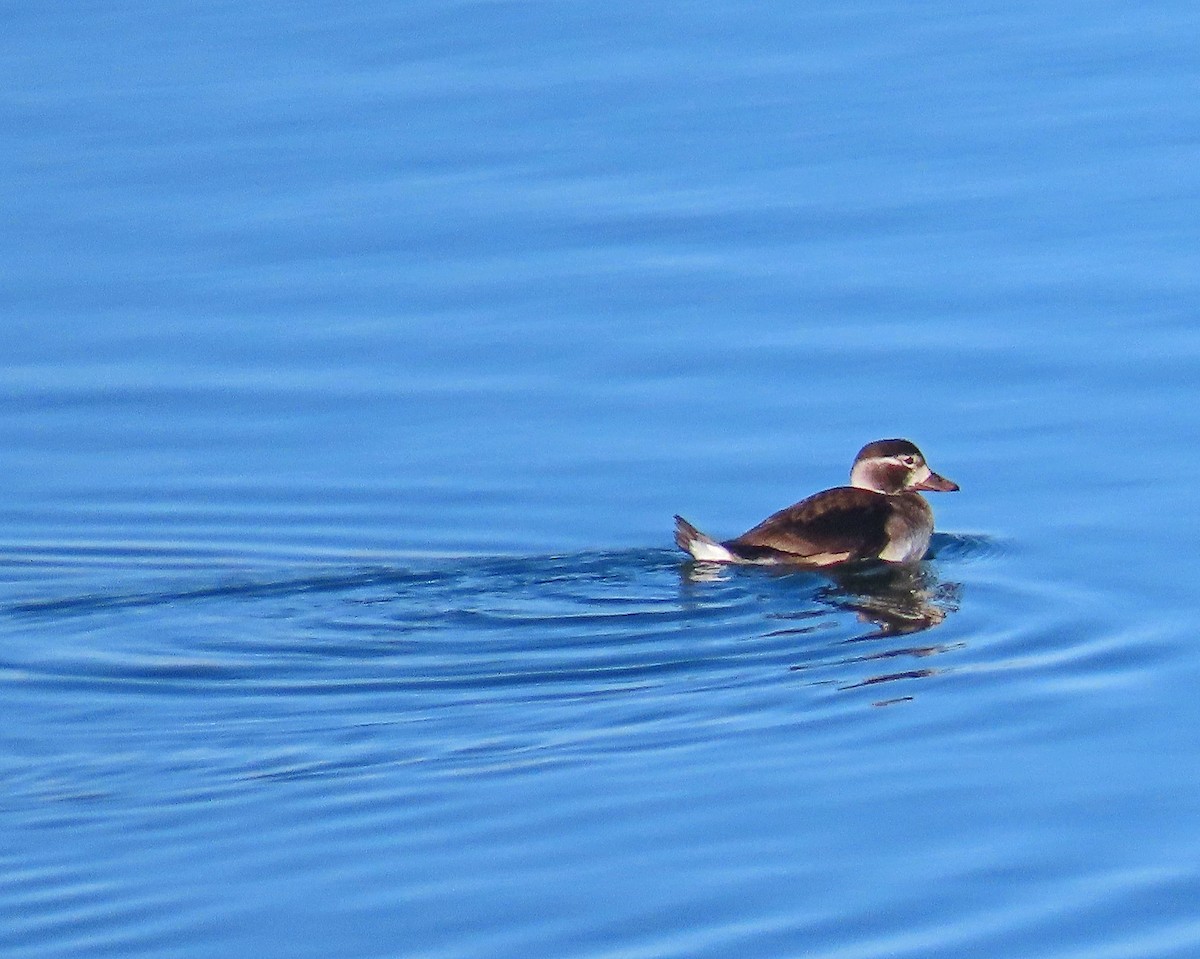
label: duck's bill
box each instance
[914,471,959,492]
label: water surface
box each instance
[4,1,1200,957]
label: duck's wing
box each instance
[726,486,892,565]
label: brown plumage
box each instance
[674,439,958,567]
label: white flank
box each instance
[878,527,931,564]
[685,537,736,563]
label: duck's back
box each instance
[728,486,919,566]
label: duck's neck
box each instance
[850,460,908,494]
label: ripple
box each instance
[4,568,424,617]
[927,531,1008,562]
[0,538,1181,959]
[0,538,1128,722]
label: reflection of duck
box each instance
[818,562,961,638]
[679,541,965,703]
[799,563,963,702]
[674,439,958,566]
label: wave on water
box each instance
[1,532,999,615]
[0,535,1019,711]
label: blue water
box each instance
[6,1,1200,956]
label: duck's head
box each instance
[849,439,959,495]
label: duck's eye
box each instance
[899,455,918,468]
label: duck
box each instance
[674,439,958,566]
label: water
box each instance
[5,1,1200,956]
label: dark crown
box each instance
[854,438,922,461]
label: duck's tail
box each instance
[673,515,736,563]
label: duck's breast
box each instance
[877,494,934,563]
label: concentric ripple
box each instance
[0,533,1117,724]
[0,533,1182,959]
